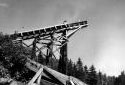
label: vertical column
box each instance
[60,30,67,74]
[46,34,53,65]
[31,38,37,60]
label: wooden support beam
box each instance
[28,67,43,85]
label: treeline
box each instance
[0,33,125,85]
[0,33,35,82]
[49,56,125,85]
[37,41,125,85]
[37,44,125,85]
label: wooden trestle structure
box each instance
[10,21,88,85]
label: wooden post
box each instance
[60,30,67,74]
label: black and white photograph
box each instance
[0,0,125,85]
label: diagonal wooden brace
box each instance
[27,67,43,85]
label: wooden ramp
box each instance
[26,59,87,85]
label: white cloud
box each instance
[0,3,8,7]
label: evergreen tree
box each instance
[84,65,89,83]
[49,57,58,70]
[76,58,83,71]
[67,59,73,76]
[107,76,116,85]
[114,77,120,85]
[58,56,63,73]
[38,51,45,64]
[76,58,84,81]
[117,71,125,85]
[102,74,108,85]
[88,65,97,85]
[0,33,33,81]
[97,71,102,85]
[72,63,77,77]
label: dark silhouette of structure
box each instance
[10,21,88,75]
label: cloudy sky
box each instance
[0,0,125,76]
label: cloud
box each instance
[0,3,8,7]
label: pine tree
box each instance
[117,71,125,85]
[76,58,83,71]
[49,57,58,70]
[84,65,89,83]
[72,63,77,77]
[38,51,45,64]
[97,71,103,85]
[107,76,116,85]
[102,74,107,85]
[76,58,84,81]
[67,59,73,76]
[58,56,63,73]
[88,65,97,85]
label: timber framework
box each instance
[10,20,88,85]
